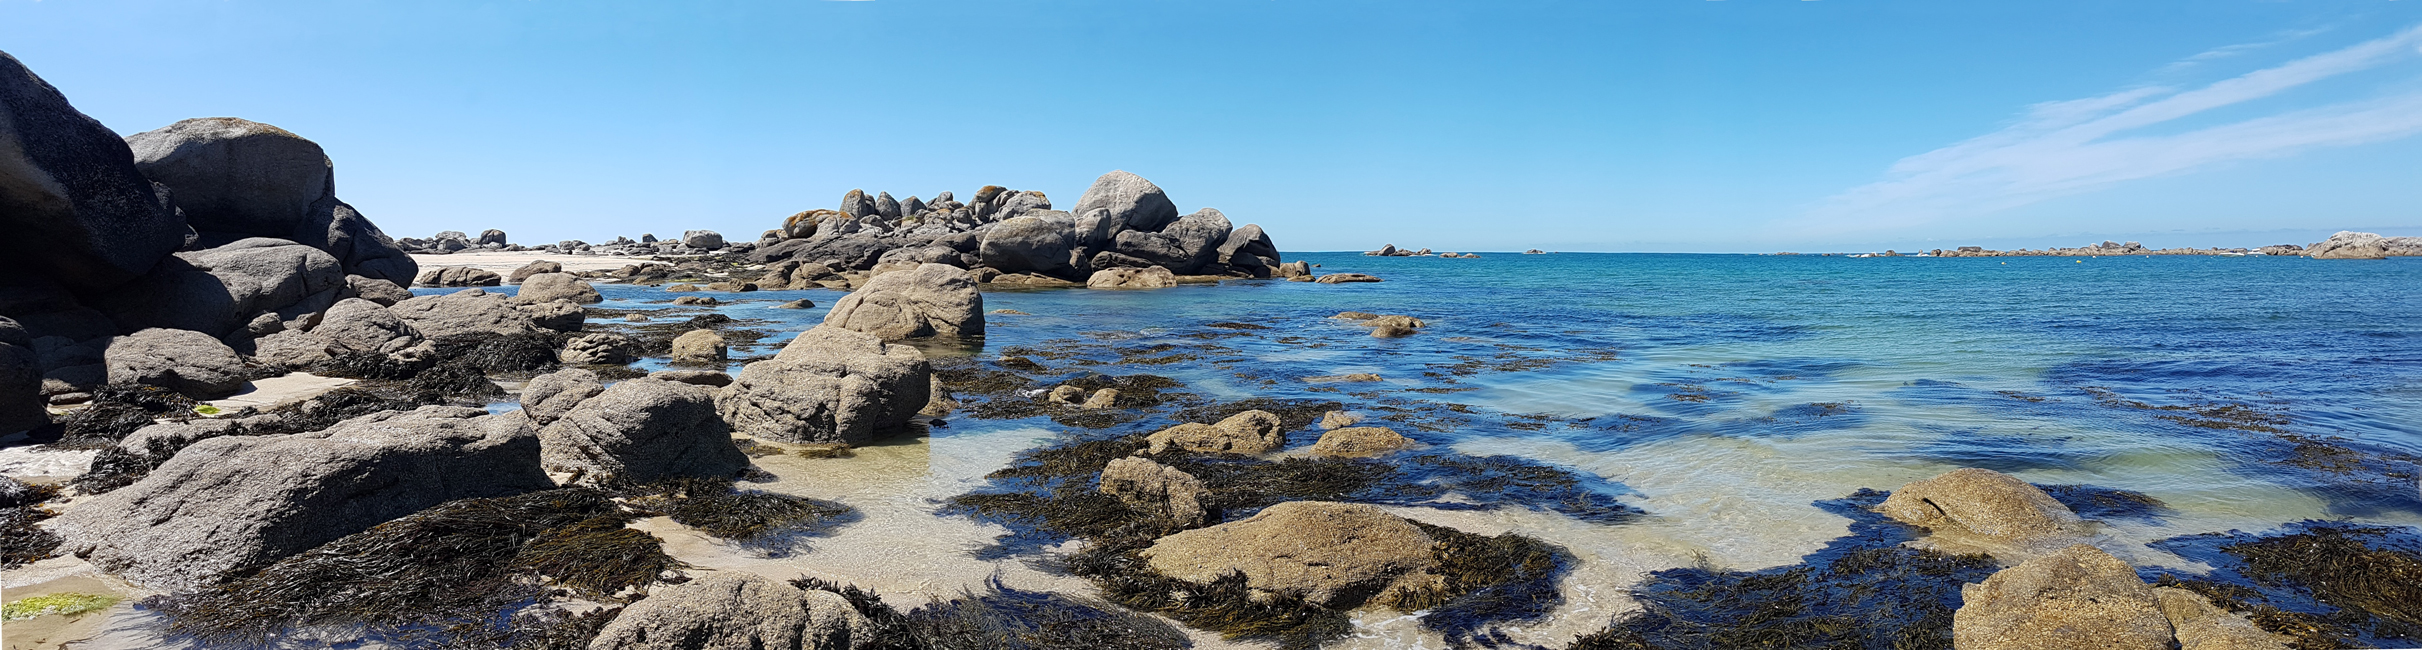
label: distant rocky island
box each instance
[1911,232,2420,259]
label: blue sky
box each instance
[5,0,2420,253]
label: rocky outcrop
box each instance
[537,378,748,485]
[1100,457,1209,526]
[0,51,192,294]
[126,117,415,284]
[511,272,602,305]
[684,230,726,250]
[588,572,875,650]
[1145,410,1286,455]
[0,317,46,433]
[2306,231,2422,259]
[389,289,543,338]
[821,263,983,339]
[347,274,413,306]
[1953,544,2174,650]
[522,368,604,427]
[1141,501,1436,608]
[716,325,929,445]
[1074,170,1180,232]
[1878,467,2086,542]
[978,214,1078,278]
[1088,266,1178,289]
[670,330,727,364]
[104,327,249,399]
[90,237,346,336]
[518,299,584,333]
[1309,426,1414,457]
[52,405,552,591]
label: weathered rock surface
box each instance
[1141,501,1436,608]
[1318,410,1361,430]
[508,260,563,283]
[512,272,602,305]
[310,297,419,354]
[978,214,1078,279]
[347,274,413,306]
[1073,170,1180,233]
[1087,266,1178,289]
[104,327,249,398]
[2305,231,2422,259]
[522,367,604,427]
[539,378,747,485]
[670,330,727,364]
[684,230,726,250]
[0,317,45,433]
[92,237,346,336]
[821,263,983,339]
[1146,410,1286,454]
[0,52,192,293]
[126,117,414,283]
[518,299,584,333]
[390,289,543,338]
[1100,456,1208,526]
[1878,467,2085,542]
[416,266,502,287]
[1309,426,1414,457]
[716,325,929,445]
[2153,587,2293,650]
[559,332,642,365]
[587,572,874,650]
[1953,544,2173,650]
[52,406,552,591]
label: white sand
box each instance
[410,251,686,275]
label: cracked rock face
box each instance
[821,263,983,339]
[537,377,747,486]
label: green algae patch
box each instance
[3,592,119,620]
[146,488,680,647]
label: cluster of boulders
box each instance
[1,52,425,416]
[1925,232,2420,259]
[750,171,1298,288]
[1876,468,2291,650]
[399,228,742,258]
[1364,244,1478,258]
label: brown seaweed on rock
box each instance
[2149,522,2422,648]
[627,478,857,552]
[145,488,681,649]
[0,481,63,569]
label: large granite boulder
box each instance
[684,230,726,250]
[1141,501,1436,608]
[1087,266,1178,290]
[91,237,346,336]
[783,210,830,239]
[519,299,584,333]
[0,51,191,293]
[1073,170,1179,232]
[1878,467,2086,542]
[538,378,747,486]
[51,405,552,590]
[125,117,414,283]
[840,188,877,218]
[1309,426,1414,457]
[1161,208,1234,272]
[821,263,983,339]
[0,317,46,434]
[978,214,1077,279]
[389,289,543,338]
[1216,223,1281,272]
[508,260,562,284]
[104,327,249,399]
[1953,544,2173,650]
[587,572,875,650]
[1146,410,1286,455]
[716,325,929,445]
[347,274,413,306]
[511,272,602,305]
[1100,456,1208,526]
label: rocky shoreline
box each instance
[1880,232,2421,259]
[6,46,2417,650]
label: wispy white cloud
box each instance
[1803,23,2422,233]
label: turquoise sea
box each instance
[500,252,2422,647]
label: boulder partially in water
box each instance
[1145,409,1286,455]
[1100,456,1208,526]
[1309,426,1414,457]
[2305,231,2420,260]
[507,259,561,283]
[1878,467,2085,542]
[1087,266,1177,290]
[821,262,983,339]
[588,572,874,650]
[717,325,930,445]
[538,377,747,486]
[669,329,727,364]
[1953,544,2173,650]
[558,332,642,365]
[509,272,600,305]
[51,405,551,591]
[1141,501,1436,608]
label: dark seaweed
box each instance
[1569,489,1996,650]
[1172,398,1343,431]
[54,401,160,448]
[2148,522,2422,648]
[906,578,1194,650]
[432,333,568,374]
[146,488,680,648]
[0,482,63,569]
[631,478,857,551]
[2037,483,2171,523]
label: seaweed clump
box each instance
[1173,398,1343,431]
[0,481,64,569]
[50,384,199,448]
[1569,489,1997,650]
[2150,522,2422,648]
[146,488,681,648]
[431,332,567,374]
[630,478,856,551]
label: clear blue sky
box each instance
[6,0,2420,252]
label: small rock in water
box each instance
[1080,388,1120,410]
[1309,426,1414,457]
[1319,410,1362,430]
[1315,273,1383,284]
[1145,410,1285,454]
[672,296,721,306]
[668,330,727,364]
[771,299,815,309]
[1879,467,2086,543]
[1099,456,1208,527]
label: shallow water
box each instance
[479,254,2421,644]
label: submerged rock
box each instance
[1953,543,2173,650]
[716,325,930,445]
[51,405,551,591]
[821,263,983,339]
[1140,501,1436,608]
[538,378,747,486]
[588,572,874,650]
[1878,467,2086,542]
[1145,409,1286,454]
[1316,273,1383,284]
[1100,456,1209,527]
